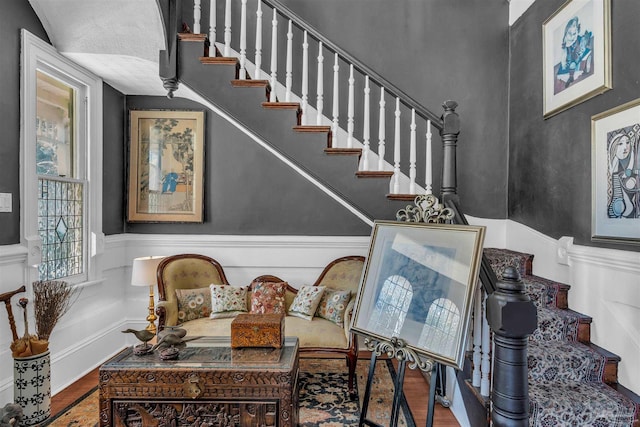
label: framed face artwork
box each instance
[542,0,611,118]
[591,99,640,244]
[128,110,205,223]
[350,221,485,369]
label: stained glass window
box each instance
[36,71,84,280]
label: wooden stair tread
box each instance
[179,33,207,42]
[293,125,331,133]
[587,342,622,385]
[387,194,421,201]
[609,382,640,421]
[262,102,300,110]
[324,148,362,155]
[200,56,238,65]
[232,79,270,88]
[355,170,394,178]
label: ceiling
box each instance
[28,0,168,96]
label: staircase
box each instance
[160,1,640,425]
[461,248,640,426]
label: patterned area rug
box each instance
[44,357,415,426]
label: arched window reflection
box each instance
[418,298,460,358]
[367,275,413,337]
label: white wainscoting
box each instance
[0,227,638,409]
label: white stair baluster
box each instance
[285,20,293,101]
[472,284,482,388]
[224,0,231,57]
[194,0,201,34]
[254,0,262,78]
[346,64,355,149]
[392,97,401,194]
[269,8,278,102]
[377,87,386,171]
[239,0,247,79]
[316,42,324,125]
[209,0,217,57]
[481,294,491,397]
[300,31,309,125]
[332,53,339,147]
[425,119,432,195]
[361,76,371,171]
[409,109,417,194]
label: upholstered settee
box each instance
[155,253,365,393]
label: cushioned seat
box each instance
[155,254,365,394]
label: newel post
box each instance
[440,100,460,202]
[486,267,538,427]
[159,0,181,98]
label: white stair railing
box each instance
[377,87,386,171]
[332,53,339,147]
[315,41,324,125]
[253,0,262,78]
[191,0,446,196]
[392,97,401,194]
[269,7,277,102]
[239,0,247,79]
[285,20,293,101]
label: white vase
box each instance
[13,351,51,426]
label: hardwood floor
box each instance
[50,354,460,426]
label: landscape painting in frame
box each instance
[350,221,485,370]
[591,99,640,244]
[542,0,611,118]
[128,110,205,223]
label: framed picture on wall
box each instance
[350,221,485,369]
[591,99,640,244]
[542,0,611,118]
[128,110,205,223]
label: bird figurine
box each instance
[151,333,201,360]
[122,328,156,355]
[157,326,187,340]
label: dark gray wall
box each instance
[279,0,511,219]
[509,0,640,251]
[103,84,127,235]
[0,2,50,245]
[122,96,372,235]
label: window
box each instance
[367,275,413,337]
[418,298,461,359]
[21,30,103,284]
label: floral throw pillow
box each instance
[251,281,287,314]
[209,284,248,319]
[315,287,351,326]
[288,285,326,321]
[175,288,212,323]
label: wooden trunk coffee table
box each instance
[99,337,299,427]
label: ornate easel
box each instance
[358,194,455,427]
[358,337,440,427]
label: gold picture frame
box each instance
[350,220,485,369]
[128,110,205,223]
[542,0,611,118]
[591,99,640,244]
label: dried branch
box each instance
[32,280,80,342]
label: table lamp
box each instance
[131,256,165,335]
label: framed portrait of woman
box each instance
[591,99,640,243]
[542,0,611,118]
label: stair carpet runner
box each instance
[484,248,639,426]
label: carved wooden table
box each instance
[99,337,299,427]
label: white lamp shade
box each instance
[131,256,165,286]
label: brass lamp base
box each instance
[145,284,157,335]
